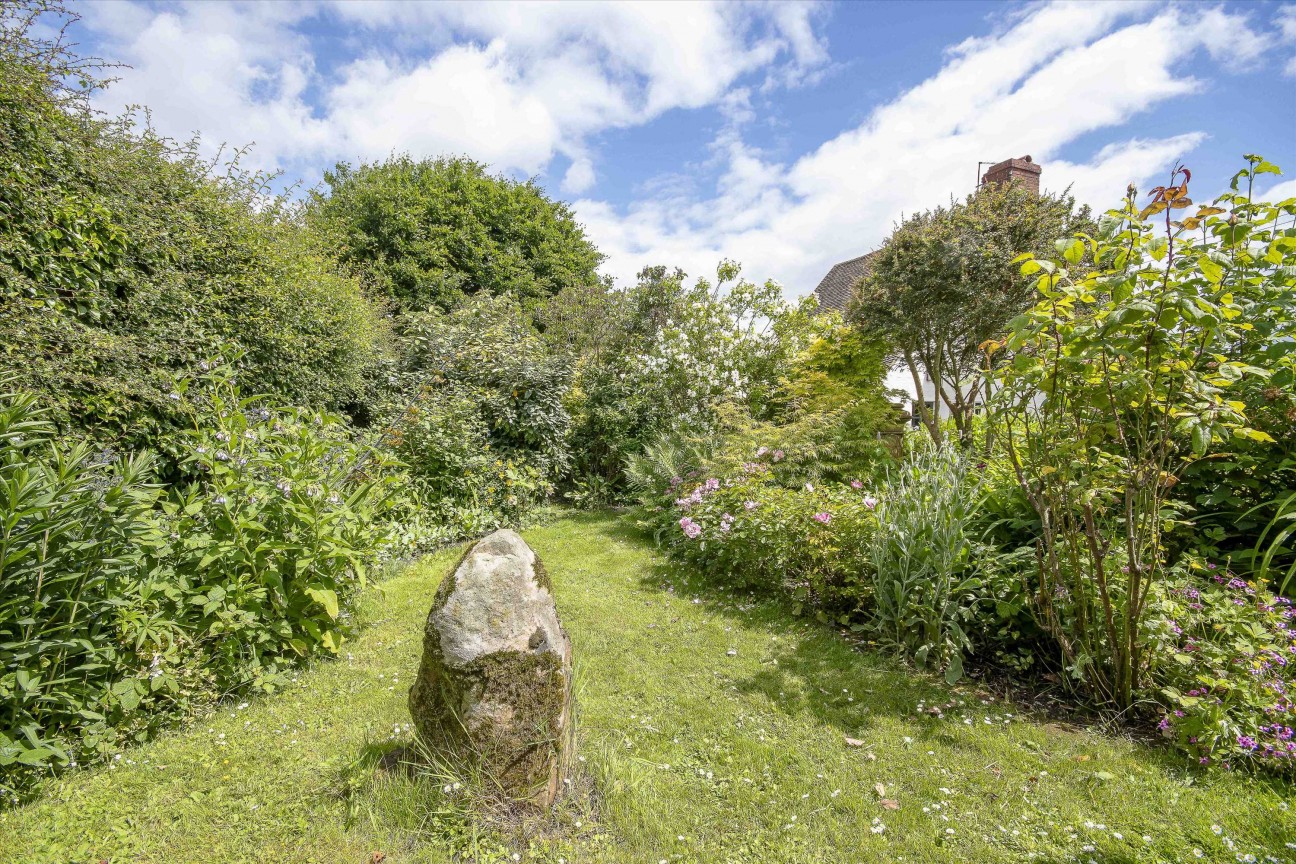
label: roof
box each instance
[813,250,879,313]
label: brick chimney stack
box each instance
[981,155,1041,196]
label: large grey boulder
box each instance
[408,529,574,808]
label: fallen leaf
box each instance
[880,798,900,810]
[874,782,886,797]
[1072,754,1091,763]
[845,736,866,748]
[369,853,387,864]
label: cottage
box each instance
[812,155,1042,425]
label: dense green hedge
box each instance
[0,41,386,451]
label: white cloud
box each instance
[1277,4,1296,76]
[573,3,1282,294]
[562,158,597,196]
[74,0,1286,299]
[80,0,825,182]
[1259,177,1296,202]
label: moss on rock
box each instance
[408,530,574,808]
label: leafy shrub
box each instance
[1147,565,1296,774]
[867,443,983,680]
[0,368,393,803]
[987,158,1295,709]
[306,155,604,313]
[0,387,164,801]
[159,365,395,669]
[0,11,386,450]
[550,263,828,498]
[380,295,568,535]
[636,448,878,622]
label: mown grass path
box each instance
[4,512,1293,863]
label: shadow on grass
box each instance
[613,517,1296,805]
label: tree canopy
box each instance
[852,181,1091,443]
[306,155,605,313]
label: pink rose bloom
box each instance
[743,500,758,511]
[863,495,878,510]
[756,446,769,457]
[720,513,734,532]
[850,479,863,490]
[813,512,832,524]
[679,517,702,539]
[705,478,720,492]
[805,482,814,492]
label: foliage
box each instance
[0,386,163,801]
[374,295,567,540]
[986,158,1295,709]
[866,442,983,681]
[552,263,828,498]
[1148,564,1296,775]
[306,155,604,313]
[855,180,1092,444]
[0,368,393,803]
[161,364,395,670]
[632,443,878,622]
[0,6,386,449]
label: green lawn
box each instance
[5,512,1293,864]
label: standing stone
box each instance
[408,529,574,808]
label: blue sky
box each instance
[71,1,1296,297]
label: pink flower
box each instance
[850,480,863,490]
[705,477,720,492]
[720,513,734,532]
[756,446,769,457]
[805,482,814,492]
[773,449,785,462]
[863,495,878,510]
[744,500,758,511]
[813,512,832,525]
[679,517,702,539]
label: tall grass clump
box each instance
[867,443,982,681]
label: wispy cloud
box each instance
[577,3,1282,291]
[81,0,825,181]
[76,1,1286,295]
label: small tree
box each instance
[854,182,1090,445]
[986,158,1294,709]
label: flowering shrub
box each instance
[158,366,395,672]
[1148,565,1296,774]
[645,457,878,622]
[0,367,394,803]
[381,295,567,536]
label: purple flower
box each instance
[850,479,863,490]
[756,446,769,457]
[863,495,878,510]
[813,512,832,525]
[744,500,758,511]
[1237,735,1258,751]
[773,449,785,462]
[679,517,702,539]
[704,478,720,492]
[720,513,734,532]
